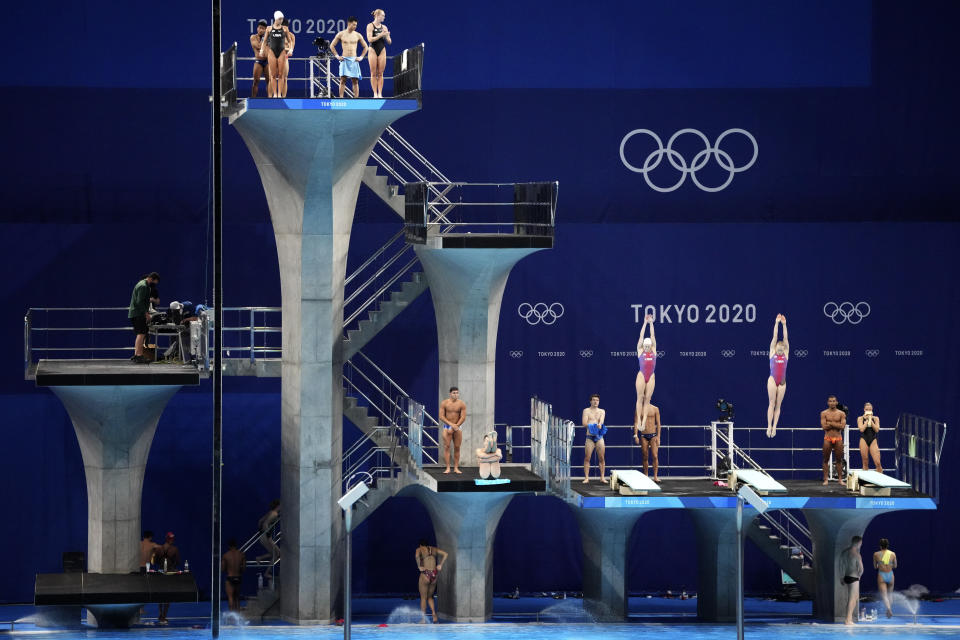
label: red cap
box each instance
[166,531,175,540]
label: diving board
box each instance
[847,469,912,496]
[727,469,787,495]
[610,469,661,496]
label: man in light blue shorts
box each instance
[329,16,369,98]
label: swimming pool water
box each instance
[6,622,960,640]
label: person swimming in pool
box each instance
[440,386,466,474]
[635,314,657,436]
[766,314,789,437]
[858,402,883,473]
[416,539,448,623]
[634,404,661,482]
[581,394,607,483]
[821,395,847,485]
[873,538,897,618]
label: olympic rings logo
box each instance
[793,350,808,358]
[619,128,758,193]
[518,302,565,326]
[865,349,880,358]
[823,301,871,325]
[509,350,523,358]
[579,350,594,358]
[721,350,736,358]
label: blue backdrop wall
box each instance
[1,0,958,604]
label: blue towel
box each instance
[588,423,608,437]
[339,56,362,79]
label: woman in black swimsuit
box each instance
[857,402,882,473]
[366,9,391,98]
[260,11,291,98]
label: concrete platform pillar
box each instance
[571,507,647,620]
[232,102,418,623]
[415,247,542,456]
[803,508,886,622]
[411,488,514,621]
[688,508,757,622]
[50,385,180,574]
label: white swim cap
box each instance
[642,338,652,347]
[274,10,284,20]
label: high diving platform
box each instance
[31,359,201,386]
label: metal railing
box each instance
[342,351,440,464]
[342,426,400,493]
[530,397,576,499]
[895,413,947,503]
[220,43,238,107]
[23,307,212,374]
[343,230,420,330]
[716,424,888,480]
[404,181,559,242]
[240,520,281,568]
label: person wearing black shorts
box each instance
[221,539,245,611]
[128,272,159,363]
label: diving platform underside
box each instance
[31,359,201,386]
[572,478,935,511]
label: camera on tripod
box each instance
[313,37,330,57]
[716,398,735,422]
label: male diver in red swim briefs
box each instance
[766,314,789,437]
[821,395,847,485]
[635,314,657,435]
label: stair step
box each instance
[767,535,779,541]
[756,525,771,531]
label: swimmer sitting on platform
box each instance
[476,430,503,479]
[582,393,607,483]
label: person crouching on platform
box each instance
[821,395,846,485]
[128,272,159,364]
[581,394,606,483]
[329,17,369,97]
[858,402,883,473]
[415,539,447,623]
[440,387,466,474]
[476,430,503,479]
[634,404,661,483]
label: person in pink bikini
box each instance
[766,314,789,437]
[635,314,657,434]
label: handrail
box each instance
[895,413,947,503]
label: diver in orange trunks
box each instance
[821,395,846,485]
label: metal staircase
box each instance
[715,427,816,595]
[235,524,281,620]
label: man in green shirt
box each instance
[128,272,160,363]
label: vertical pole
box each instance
[211,0,223,635]
[710,422,717,479]
[344,508,352,640]
[250,309,256,364]
[736,496,744,640]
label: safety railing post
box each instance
[249,309,256,364]
[710,421,718,478]
[23,310,31,378]
[843,422,850,478]
[727,421,734,467]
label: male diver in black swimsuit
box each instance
[857,402,882,473]
[250,20,269,97]
[366,9,391,98]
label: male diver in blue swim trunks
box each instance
[581,394,607,483]
[873,538,897,618]
[329,17,369,98]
